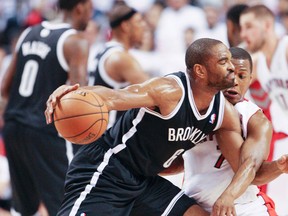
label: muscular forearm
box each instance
[221,157,257,200]
[252,160,283,185]
[212,157,257,215]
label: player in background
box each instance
[182,47,284,216]
[0,0,93,215]
[226,4,248,48]
[88,3,149,128]
[240,5,288,214]
[45,38,269,216]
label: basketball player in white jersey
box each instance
[181,47,288,216]
[240,5,288,215]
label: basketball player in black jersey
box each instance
[1,0,93,215]
[45,38,261,216]
[88,3,149,128]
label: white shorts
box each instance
[235,192,276,216]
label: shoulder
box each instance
[235,99,261,115]
[219,99,241,133]
[64,31,88,46]
[106,50,132,62]
[63,32,89,53]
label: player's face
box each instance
[223,58,252,105]
[78,0,93,31]
[240,13,266,52]
[129,13,147,47]
[206,44,235,91]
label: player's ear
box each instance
[74,1,85,16]
[249,73,253,85]
[194,64,206,79]
[120,20,130,33]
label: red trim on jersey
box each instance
[249,80,271,116]
[257,191,277,216]
[0,137,5,156]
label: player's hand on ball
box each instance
[53,89,109,144]
[45,84,80,124]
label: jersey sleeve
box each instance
[234,99,261,138]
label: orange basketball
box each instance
[53,89,109,144]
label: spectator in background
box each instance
[193,0,228,46]
[154,0,207,75]
[226,3,248,47]
[1,0,92,215]
[129,1,165,77]
[277,0,288,34]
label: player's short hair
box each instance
[108,3,137,28]
[226,4,248,25]
[241,4,275,21]
[185,38,222,70]
[58,0,88,11]
[229,47,253,72]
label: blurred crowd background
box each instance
[0,0,288,215]
[0,0,287,79]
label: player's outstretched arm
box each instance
[45,76,182,124]
[252,154,288,185]
[212,104,272,216]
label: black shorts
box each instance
[57,140,197,216]
[3,121,79,215]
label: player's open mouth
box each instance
[223,89,239,98]
[226,89,238,95]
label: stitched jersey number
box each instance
[163,149,185,168]
[214,145,225,169]
[19,60,38,97]
[276,93,288,110]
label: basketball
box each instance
[53,90,109,144]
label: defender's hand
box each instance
[277,154,288,173]
[212,193,236,216]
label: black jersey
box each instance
[101,71,225,176]
[4,21,77,134]
[88,41,129,128]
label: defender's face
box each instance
[240,13,266,52]
[223,58,252,105]
[206,44,235,91]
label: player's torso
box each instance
[5,21,76,131]
[256,36,288,133]
[182,99,261,212]
[104,72,225,176]
[88,41,129,128]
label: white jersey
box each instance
[182,99,261,213]
[256,36,288,134]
